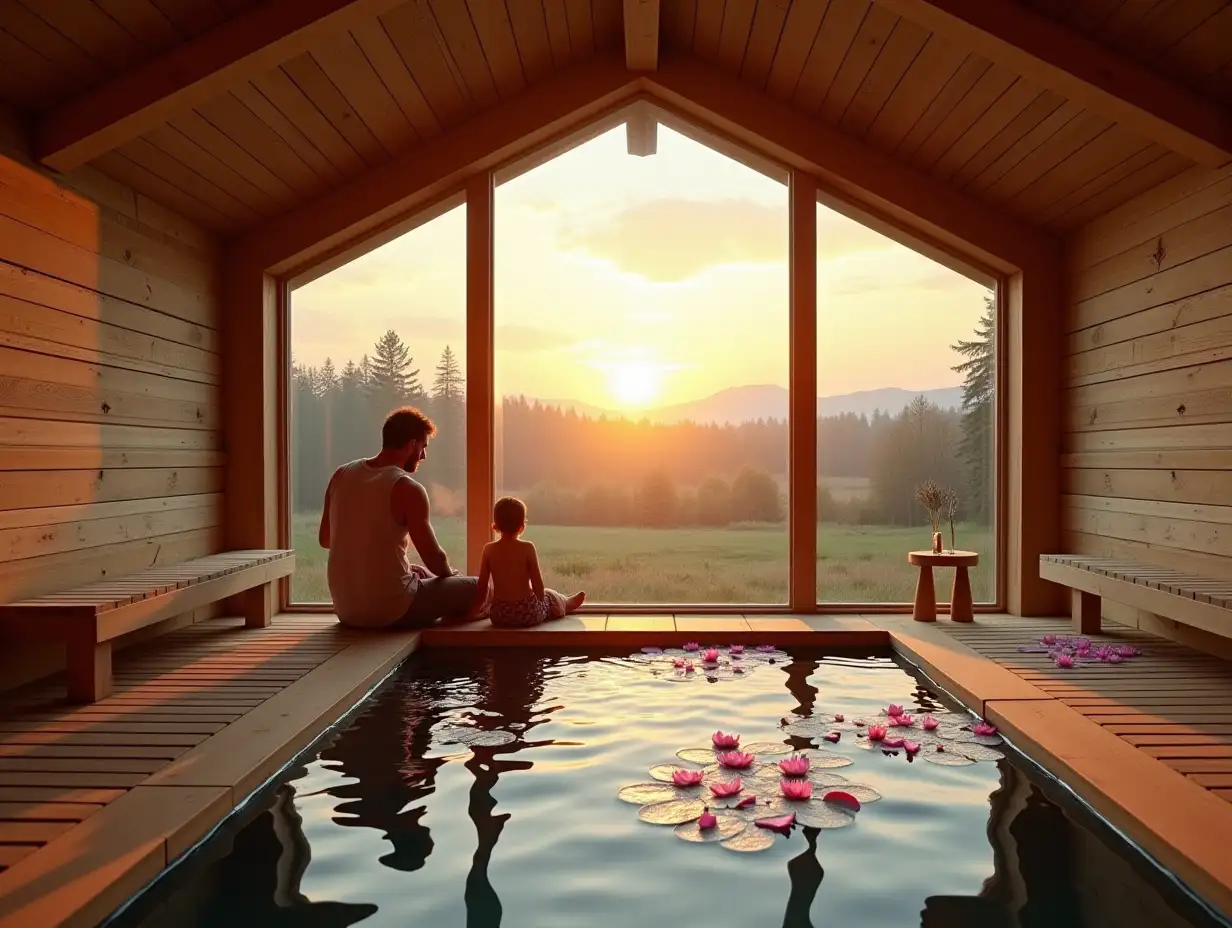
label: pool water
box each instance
[113,648,1227,928]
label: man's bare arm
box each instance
[396,478,454,577]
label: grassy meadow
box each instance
[291,513,994,606]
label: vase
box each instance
[931,532,943,554]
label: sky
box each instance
[290,122,992,412]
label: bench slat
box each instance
[1041,554,1231,638]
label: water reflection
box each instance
[116,650,1227,928]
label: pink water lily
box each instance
[778,754,810,776]
[882,737,906,749]
[936,744,946,752]
[672,768,705,786]
[710,777,742,798]
[891,713,915,727]
[672,658,686,668]
[702,647,720,663]
[756,644,776,652]
[712,730,740,749]
[903,740,921,756]
[684,662,696,673]
[972,722,998,737]
[823,790,861,812]
[730,644,744,656]
[867,725,888,741]
[921,715,939,731]
[834,714,845,722]
[755,813,795,834]
[854,720,866,727]
[887,704,904,716]
[1041,634,1057,645]
[735,795,757,809]
[1107,654,1123,663]
[780,777,813,800]
[1055,654,1074,668]
[683,641,700,651]
[698,807,717,830]
[717,750,755,769]
[824,732,840,743]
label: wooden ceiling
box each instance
[0,0,1228,240]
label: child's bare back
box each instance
[483,537,539,602]
[470,496,584,628]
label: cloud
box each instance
[559,198,788,282]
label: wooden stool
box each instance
[907,550,980,622]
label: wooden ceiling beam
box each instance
[879,0,1232,168]
[35,0,403,172]
[236,55,640,276]
[643,53,1056,275]
[623,0,660,71]
[626,102,658,156]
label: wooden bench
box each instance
[0,549,295,703]
[1040,554,1232,637]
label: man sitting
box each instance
[319,406,483,628]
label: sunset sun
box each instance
[608,361,663,408]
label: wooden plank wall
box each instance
[1062,162,1232,658]
[0,107,226,692]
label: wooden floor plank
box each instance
[0,803,101,823]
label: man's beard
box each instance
[402,455,419,472]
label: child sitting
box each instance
[471,496,585,628]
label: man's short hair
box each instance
[493,496,527,534]
[382,407,436,448]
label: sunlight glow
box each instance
[606,360,663,408]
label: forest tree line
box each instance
[291,298,994,527]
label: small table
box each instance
[908,550,980,622]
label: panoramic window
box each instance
[815,202,997,605]
[493,115,790,605]
[287,204,467,604]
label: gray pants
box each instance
[393,575,481,628]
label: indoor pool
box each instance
[112,646,1227,928]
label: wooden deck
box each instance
[938,616,1232,805]
[0,614,421,927]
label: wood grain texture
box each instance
[1061,159,1232,653]
[0,122,226,696]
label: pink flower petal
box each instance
[754,813,795,834]
[712,731,740,750]
[887,704,904,716]
[698,808,717,830]
[921,715,939,731]
[882,737,906,748]
[710,777,742,798]
[823,732,840,743]
[903,740,921,756]
[735,795,757,809]
[822,790,861,812]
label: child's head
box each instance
[493,496,527,536]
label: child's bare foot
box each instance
[565,591,586,614]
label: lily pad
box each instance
[673,813,746,843]
[618,782,680,805]
[807,770,850,787]
[781,721,825,739]
[721,825,776,853]
[638,799,706,825]
[951,742,1004,762]
[833,783,882,803]
[744,741,793,756]
[802,749,854,769]
[677,747,719,765]
[438,728,516,747]
[922,749,976,766]
[649,764,700,783]
[794,800,857,829]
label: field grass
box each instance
[291,513,994,606]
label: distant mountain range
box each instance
[529,384,964,426]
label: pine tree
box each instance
[367,330,421,401]
[951,294,996,523]
[432,345,464,400]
